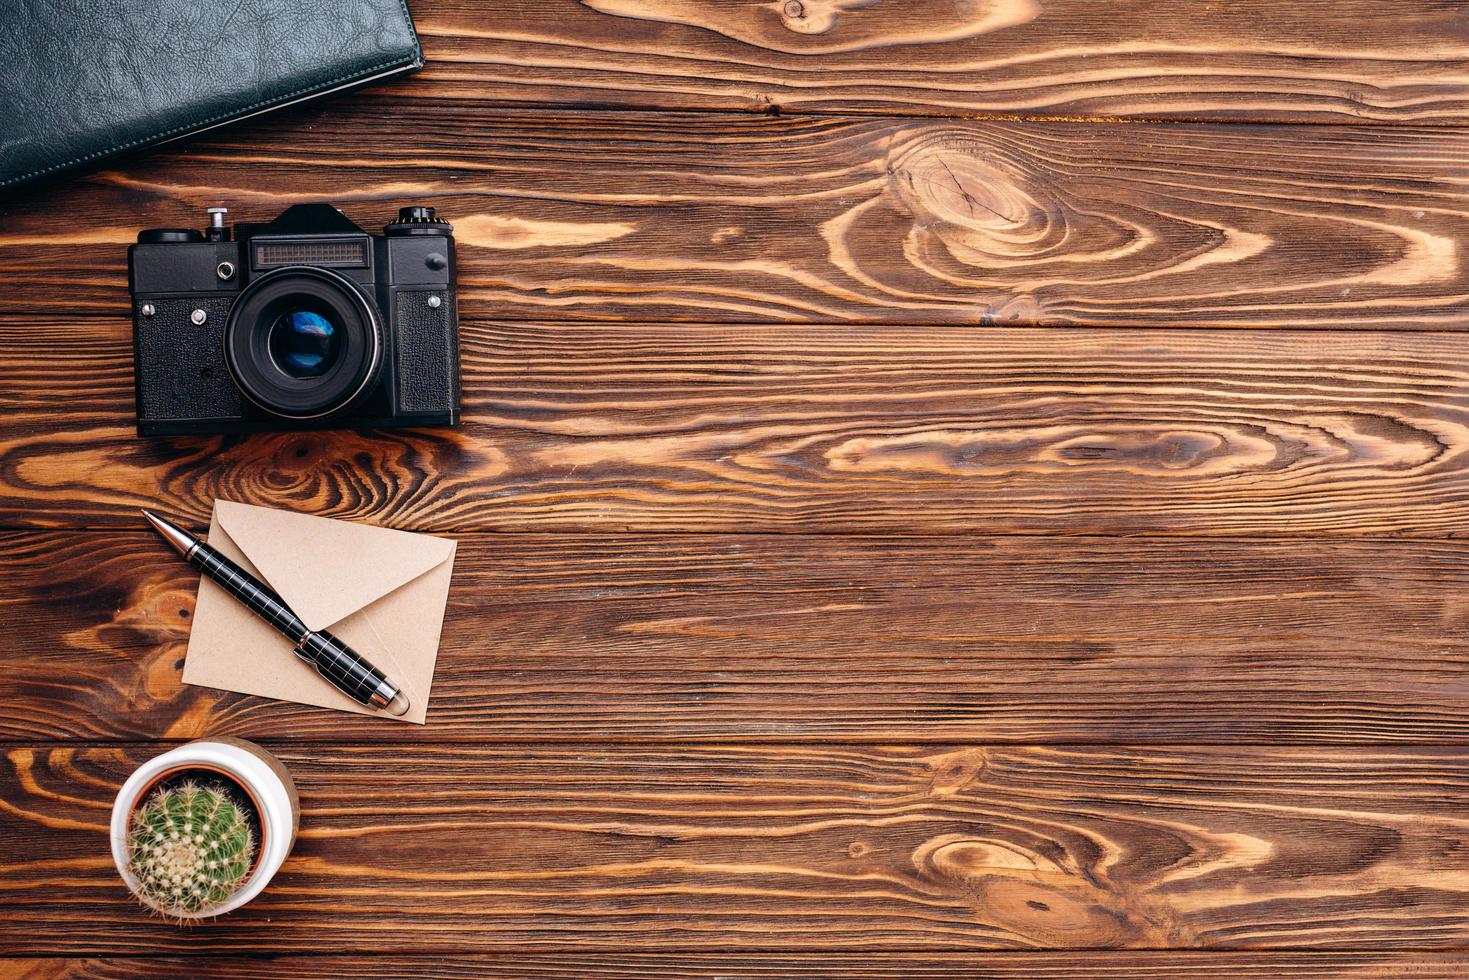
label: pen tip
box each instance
[386,691,411,717]
[141,509,196,557]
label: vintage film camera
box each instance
[129,203,459,437]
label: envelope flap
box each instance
[213,499,455,631]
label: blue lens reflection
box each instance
[269,310,339,379]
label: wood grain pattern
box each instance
[3,744,1466,953]
[4,3,1467,970]
[6,530,1469,743]
[12,952,1469,979]
[402,0,1469,123]
[6,320,1469,536]
[5,106,1469,327]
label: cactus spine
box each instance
[126,781,256,916]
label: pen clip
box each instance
[291,636,316,665]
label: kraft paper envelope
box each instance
[182,500,456,724]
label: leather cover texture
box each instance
[0,0,423,191]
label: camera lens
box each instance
[225,267,381,419]
[268,309,340,379]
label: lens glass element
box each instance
[226,266,380,419]
[268,309,340,378]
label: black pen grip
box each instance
[295,630,391,707]
[191,544,308,641]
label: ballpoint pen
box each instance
[142,509,410,716]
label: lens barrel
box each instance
[224,266,381,419]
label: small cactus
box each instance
[126,781,256,916]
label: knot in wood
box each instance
[888,133,1059,267]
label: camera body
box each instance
[129,203,460,437]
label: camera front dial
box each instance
[223,266,383,419]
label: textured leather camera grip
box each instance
[0,0,422,191]
[133,297,242,424]
[395,290,459,415]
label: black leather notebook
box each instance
[0,0,423,191]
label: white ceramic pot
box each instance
[110,737,299,919]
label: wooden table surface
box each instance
[4,2,1469,977]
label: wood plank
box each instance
[11,952,1469,979]
[5,106,1469,327]
[5,320,1469,537]
[6,530,1469,743]
[403,0,1469,124]
[3,744,1466,953]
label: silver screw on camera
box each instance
[191,309,208,325]
[207,207,228,229]
[217,261,235,280]
[427,295,442,308]
[140,304,155,317]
